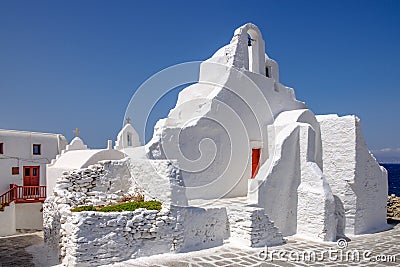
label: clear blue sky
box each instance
[0,1,399,156]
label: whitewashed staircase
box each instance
[189,197,285,247]
[226,204,285,247]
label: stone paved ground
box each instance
[1,221,399,267]
[0,231,43,267]
[114,220,400,267]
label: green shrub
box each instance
[71,200,162,213]
[99,200,161,212]
[71,205,96,212]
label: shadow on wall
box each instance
[334,195,347,240]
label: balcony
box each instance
[0,185,46,211]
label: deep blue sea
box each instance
[381,163,400,196]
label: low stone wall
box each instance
[226,204,284,247]
[387,194,400,218]
[129,159,187,206]
[178,206,229,252]
[58,206,228,266]
[52,159,135,208]
[44,159,140,262]
[44,158,229,265]
[61,208,182,266]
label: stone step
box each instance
[226,204,285,247]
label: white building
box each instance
[44,23,389,265]
[46,135,127,196]
[0,129,67,193]
[0,129,67,236]
[146,23,388,239]
[0,124,138,236]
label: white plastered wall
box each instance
[15,202,43,230]
[249,110,336,241]
[354,117,388,233]
[46,149,125,196]
[146,23,305,201]
[0,130,67,193]
[317,115,388,235]
[296,124,336,241]
[0,202,16,236]
[114,124,141,150]
[129,159,188,206]
[249,121,301,235]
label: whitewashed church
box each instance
[39,23,389,265]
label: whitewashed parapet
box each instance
[52,205,228,266]
[129,159,188,206]
[60,208,181,266]
[176,206,229,252]
[44,157,228,265]
[51,159,136,208]
[317,115,389,235]
[43,199,62,253]
[44,159,137,261]
[227,204,285,247]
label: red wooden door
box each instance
[23,166,40,186]
[251,149,260,178]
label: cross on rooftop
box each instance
[125,117,131,124]
[74,128,80,137]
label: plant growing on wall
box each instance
[71,200,161,212]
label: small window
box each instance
[265,66,270,78]
[12,167,19,175]
[127,133,132,147]
[33,144,41,155]
[33,167,38,176]
[25,167,30,176]
[0,143,3,154]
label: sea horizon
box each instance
[381,163,400,196]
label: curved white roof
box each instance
[51,149,125,169]
[120,146,147,160]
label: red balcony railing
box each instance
[0,185,46,211]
